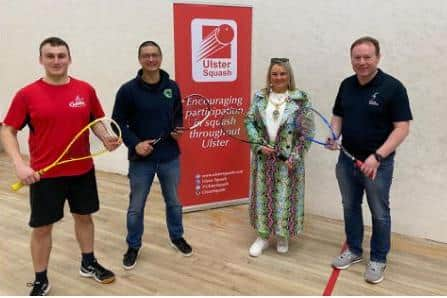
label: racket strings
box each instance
[89,119,121,154]
[62,131,92,161]
[308,117,332,145]
[181,94,211,130]
[300,108,332,146]
[220,109,251,143]
[61,119,120,162]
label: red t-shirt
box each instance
[3,77,105,178]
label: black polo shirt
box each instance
[333,69,413,160]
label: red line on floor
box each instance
[322,242,347,296]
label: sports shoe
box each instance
[123,247,139,270]
[28,281,51,296]
[364,261,386,284]
[249,237,269,257]
[170,238,193,256]
[331,249,363,269]
[277,237,288,254]
[80,259,115,284]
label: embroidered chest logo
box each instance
[163,88,173,99]
[69,96,86,108]
[368,92,380,106]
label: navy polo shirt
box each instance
[333,69,413,160]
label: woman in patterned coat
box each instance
[245,58,314,257]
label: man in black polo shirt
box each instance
[327,36,412,284]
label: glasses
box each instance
[270,57,289,64]
[140,53,161,60]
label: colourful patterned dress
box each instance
[245,89,314,239]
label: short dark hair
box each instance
[39,37,70,57]
[350,36,380,56]
[138,40,162,57]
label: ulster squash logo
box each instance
[191,18,237,82]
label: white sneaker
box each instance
[249,237,269,257]
[277,237,288,253]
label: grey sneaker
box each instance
[364,261,386,284]
[331,249,363,269]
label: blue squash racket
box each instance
[304,107,366,171]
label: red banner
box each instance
[173,3,252,210]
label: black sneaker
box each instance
[123,247,139,270]
[80,259,115,284]
[170,238,193,256]
[27,281,51,296]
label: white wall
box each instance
[1,0,446,242]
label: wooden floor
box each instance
[0,152,446,295]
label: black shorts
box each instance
[29,168,99,227]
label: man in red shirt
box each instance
[1,37,119,296]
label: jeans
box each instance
[335,152,394,263]
[126,157,183,248]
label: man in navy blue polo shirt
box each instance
[327,36,413,284]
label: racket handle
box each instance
[11,181,24,191]
[277,153,288,161]
[354,160,374,179]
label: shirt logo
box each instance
[69,96,86,108]
[191,18,237,82]
[368,92,380,106]
[163,88,173,99]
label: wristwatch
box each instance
[374,152,384,162]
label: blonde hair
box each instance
[263,58,296,95]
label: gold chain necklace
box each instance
[268,94,287,120]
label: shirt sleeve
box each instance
[3,89,29,130]
[288,94,315,163]
[332,82,344,117]
[173,83,183,128]
[89,87,105,120]
[244,92,267,152]
[390,83,413,122]
[112,85,140,150]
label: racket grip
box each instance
[277,153,288,161]
[11,181,24,191]
[354,160,374,179]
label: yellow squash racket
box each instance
[11,117,122,191]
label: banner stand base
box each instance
[183,198,248,213]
